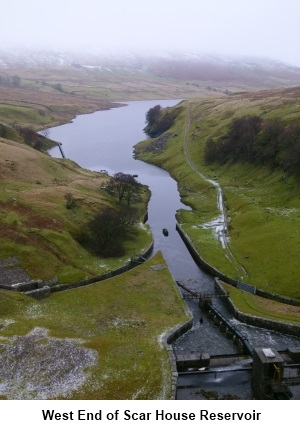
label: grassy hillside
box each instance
[0,137,152,284]
[135,87,300,299]
[0,83,118,129]
[0,63,193,400]
[221,281,300,325]
[0,252,189,399]
[0,64,214,129]
[2,53,300,129]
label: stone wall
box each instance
[0,284,16,291]
[0,279,57,298]
[51,241,154,294]
[215,278,300,337]
[24,286,51,299]
[176,224,237,286]
[160,317,193,400]
[0,243,154,299]
[256,288,300,307]
[177,223,300,307]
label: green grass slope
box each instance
[0,137,152,284]
[135,87,300,299]
[2,57,300,129]
[0,252,189,399]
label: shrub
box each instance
[76,206,138,257]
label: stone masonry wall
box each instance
[176,223,300,307]
[51,241,154,293]
[215,278,300,337]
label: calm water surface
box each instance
[46,100,300,355]
[48,99,211,281]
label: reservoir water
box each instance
[46,100,300,360]
[47,99,211,281]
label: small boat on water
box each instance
[162,228,169,236]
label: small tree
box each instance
[144,105,179,137]
[106,172,140,205]
[77,206,138,257]
[18,126,36,145]
[145,104,161,127]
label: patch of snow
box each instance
[137,222,148,230]
[25,303,44,319]
[98,262,108,268]
[0,327,98,399]
[265,207,297,217]
[110,318,145,329]
[0,319,15,330]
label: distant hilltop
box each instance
[1,48,300,89]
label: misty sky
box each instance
[1,0,300,66]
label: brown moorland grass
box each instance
[0,137,152,283]
[0,85,118,128]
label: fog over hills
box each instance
[1,48,300,90]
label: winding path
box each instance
[183,103,247,279]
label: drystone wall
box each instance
[176,223,300,307]
[215,278,300,337]
[176,224,237,286]
[50,242,154,294]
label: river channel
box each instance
[46,100,300,398]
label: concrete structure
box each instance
[176,353,210,371]
[252,348,291,399]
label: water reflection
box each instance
[47,100,213,284]
[46,99,300,355]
